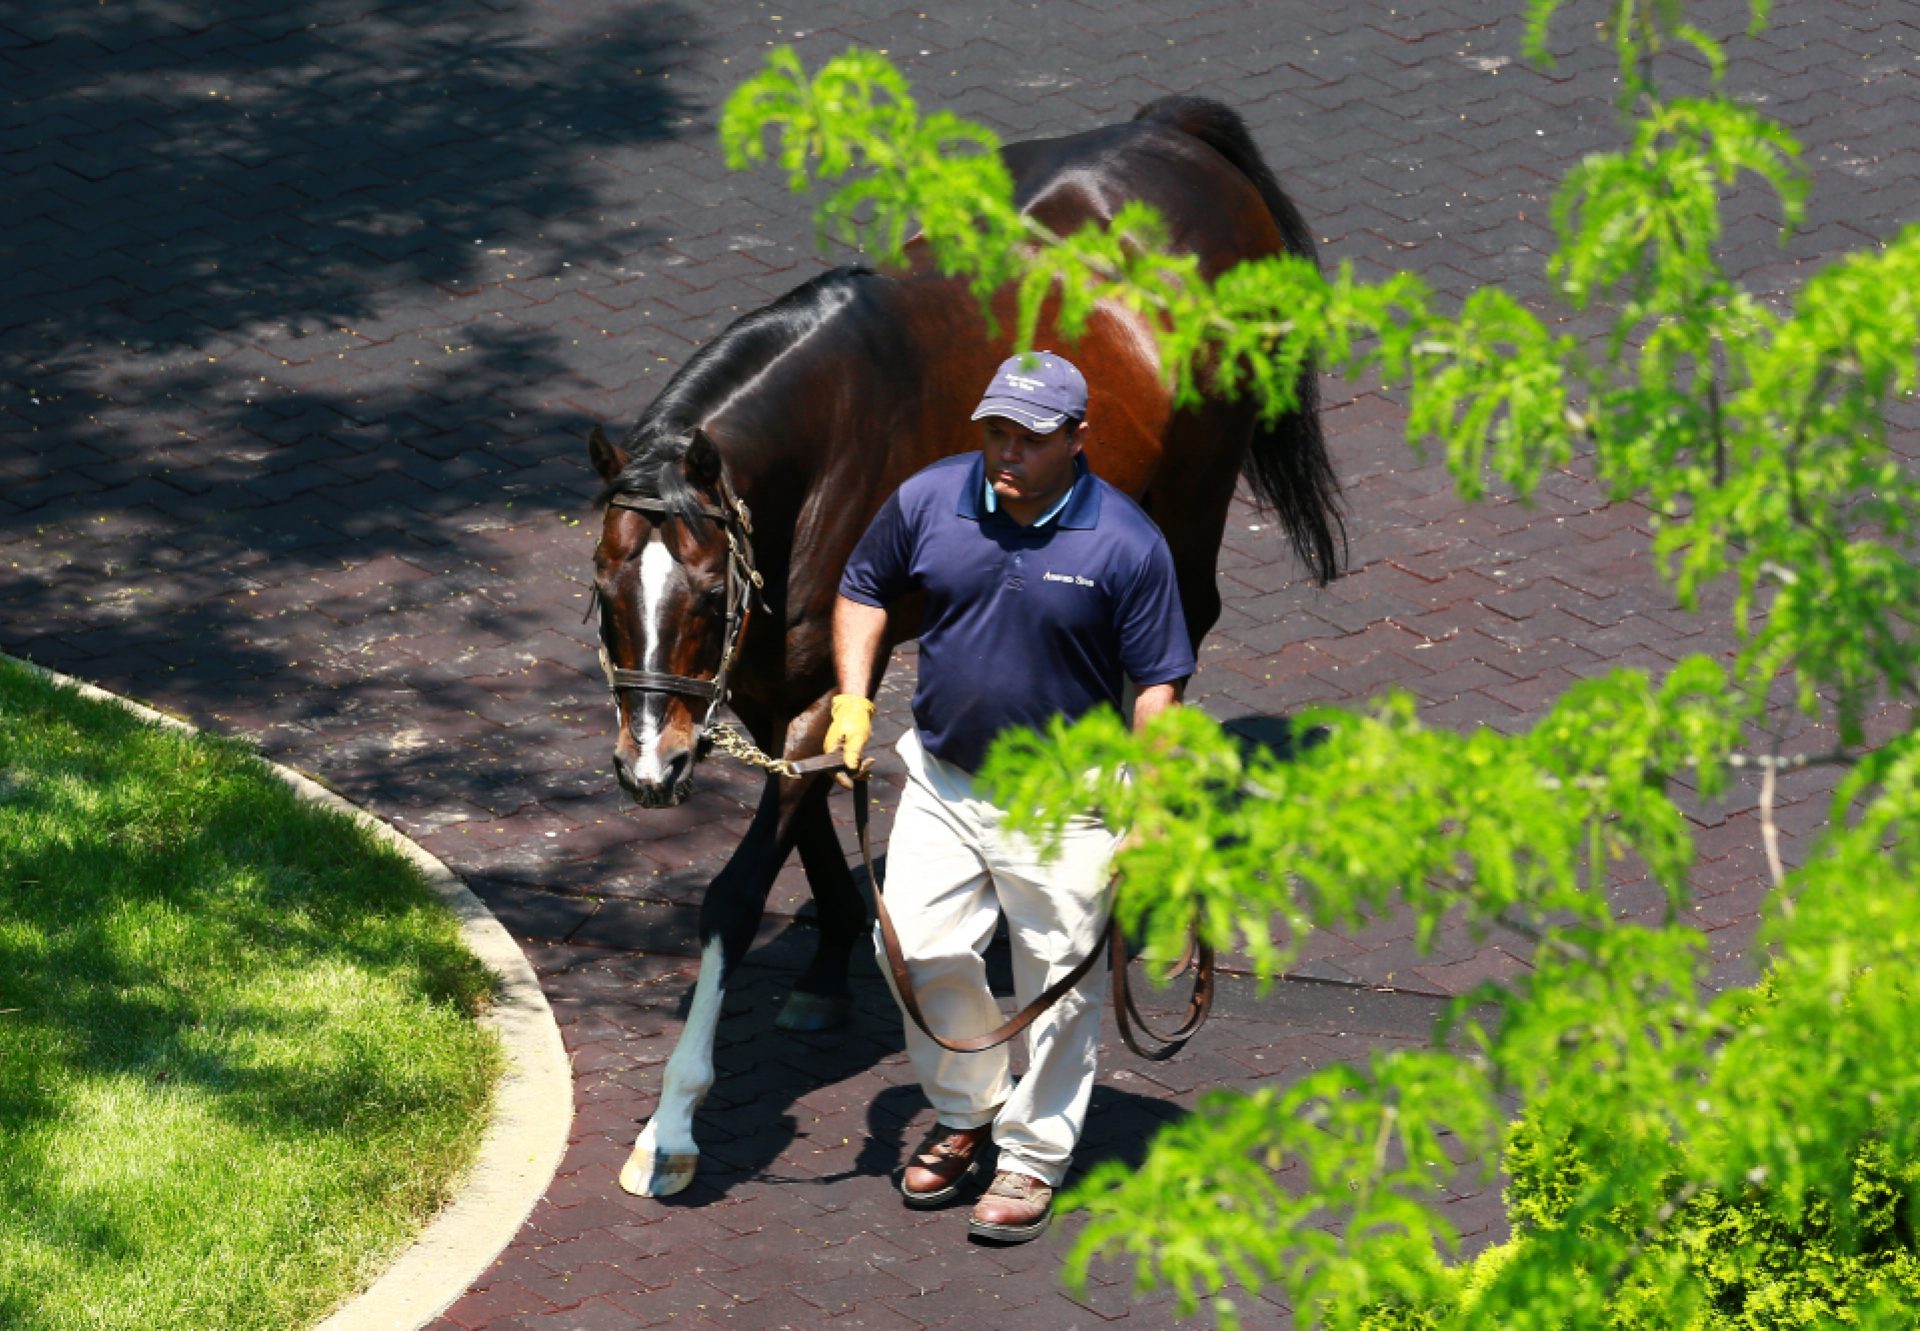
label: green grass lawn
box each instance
[0,658,502,1331]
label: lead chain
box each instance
[704,720,801,778]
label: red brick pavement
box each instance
[5,0,1916,1326]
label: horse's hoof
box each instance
[618,1141,699,1197]
[774,990,853,1032]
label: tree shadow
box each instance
[0,0,779,880]
[1221,711,1330,764]
[3,0,695,359]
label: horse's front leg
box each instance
[776,695,868,1031]
[619,763,797,1198]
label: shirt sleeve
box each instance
[838,490,916,608]
[1116,536,1196,687]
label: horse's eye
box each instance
[701,585,728,616]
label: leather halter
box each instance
[598,460,766,738]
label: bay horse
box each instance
[588,96,1342,1198]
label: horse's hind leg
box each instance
[776,780,865,1031]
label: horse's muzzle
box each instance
[615,749,695,807]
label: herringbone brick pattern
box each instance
[5,0,1915,1325]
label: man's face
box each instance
[981,417,1082,509]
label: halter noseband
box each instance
[599,459,766,738]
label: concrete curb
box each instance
[5,655,574,1331]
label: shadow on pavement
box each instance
[1,0,702,819]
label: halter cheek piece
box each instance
[599,460,766,741]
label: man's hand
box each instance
[829,596,890,787]
[823,694,877,789]
[1132,680,1182,731]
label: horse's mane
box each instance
[600,266,875,527]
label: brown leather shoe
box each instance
[967,1169,1053,1243]
[900,1123,989,1209]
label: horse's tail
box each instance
[1134,96,1345,585]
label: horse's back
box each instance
[998,106,1293,278]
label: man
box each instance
[822,350,1195,1243]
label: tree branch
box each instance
[1757,749,1788,892]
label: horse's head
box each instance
[589,424,745,808]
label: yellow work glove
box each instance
[822,694,876,788]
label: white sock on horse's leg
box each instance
[620,933,726,1197]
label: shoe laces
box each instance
[915,1126,979,1163]
[986,1170,1048,1199]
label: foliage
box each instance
[721,2,1920,1326]
[0,657,500,1331]
[1487,1117,1920,1330]
[1354,1113,1920,1329]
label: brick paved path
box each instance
[6,0,1916,1326]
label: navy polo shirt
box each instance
[840,452,1195,773]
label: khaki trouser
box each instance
[876,728,1119,1187]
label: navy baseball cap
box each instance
[970,351,1087,433]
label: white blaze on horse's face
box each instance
[628,533,677,781]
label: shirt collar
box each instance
[957,452,1101,529]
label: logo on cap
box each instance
[971,352,1088,433]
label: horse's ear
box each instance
[588,424,628,482]
[683,427,723,487]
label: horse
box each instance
[586,95,1342,1198]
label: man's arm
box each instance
[1131,680,1182,731]
[834,595,890,700]
[828,481,916,775]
